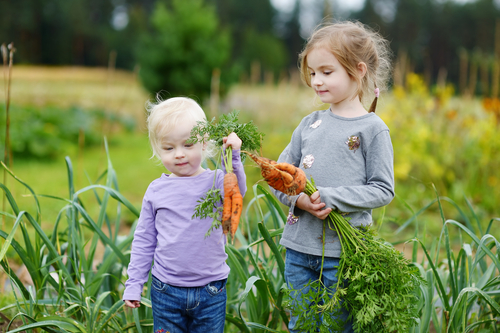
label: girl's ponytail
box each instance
[368,87,379,113]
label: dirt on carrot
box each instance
[222,172,243,238]
[243,151,306,196]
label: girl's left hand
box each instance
[223,132,242,150]
[296,191,332,220]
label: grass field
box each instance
[10,65,149,123]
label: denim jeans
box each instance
[150,275,227,333]
[285,248,353,333]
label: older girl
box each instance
[274,21,394,332]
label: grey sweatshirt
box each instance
[274,109,394,258]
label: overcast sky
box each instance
[271,0,365,14]
[270,0,480,13]
[270,0,366,37]
[269,0,487,37]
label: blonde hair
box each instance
[299,21,392,109]
[146,96,215,160]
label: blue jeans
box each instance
[150,275,227,333]
[285,248,353,333]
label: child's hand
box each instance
[296,191,332,220]
[223,132,242,150]
[124,300,141,308]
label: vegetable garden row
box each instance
[1,139,499,332]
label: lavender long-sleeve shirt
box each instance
[123,150,246,301]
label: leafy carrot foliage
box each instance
[193,188,223,236]
[188,110,263,156]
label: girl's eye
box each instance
[185,144,194,148]
[324,71,332,75]
[163,147,173,151]
[309,72,315,77]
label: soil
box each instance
[0,312,25,333]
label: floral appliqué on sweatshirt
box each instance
[310,119,322,129]
[346,136,360,152]
[303,154,315,169]
[287,212,299,225]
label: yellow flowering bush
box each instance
[379,73,499,213]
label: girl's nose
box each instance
[175,149,185,158]
[312,76,322,86]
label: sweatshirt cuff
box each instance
[122,286,142,302]
[221,149,241,169]
[231,149,242,163]
[286,193,304,224]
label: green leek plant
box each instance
[400,189,500,333]
[1,42,14,237]
[1,138,498,333]
[0,140,154,332]
[225,184,289,333]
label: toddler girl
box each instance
[123,97,246,333]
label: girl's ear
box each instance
[357,62,367,78]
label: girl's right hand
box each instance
[223,132,242,150]
[124,300,141,308]
[296,191,332,220]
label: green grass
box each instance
[10,65,149,123]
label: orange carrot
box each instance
[230,186,243,238]
[243,151,307,196]
[222,172,242,238]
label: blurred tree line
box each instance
[352,0,500,96]
[1,0,499,99]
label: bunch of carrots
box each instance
[243,151,307,196]
[223,148,306,239]
[247,152,422,332]
[189,111,263,241]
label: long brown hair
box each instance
[299,21,392,111]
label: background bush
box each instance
[137,0,231,102]
[0,104,135,159]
